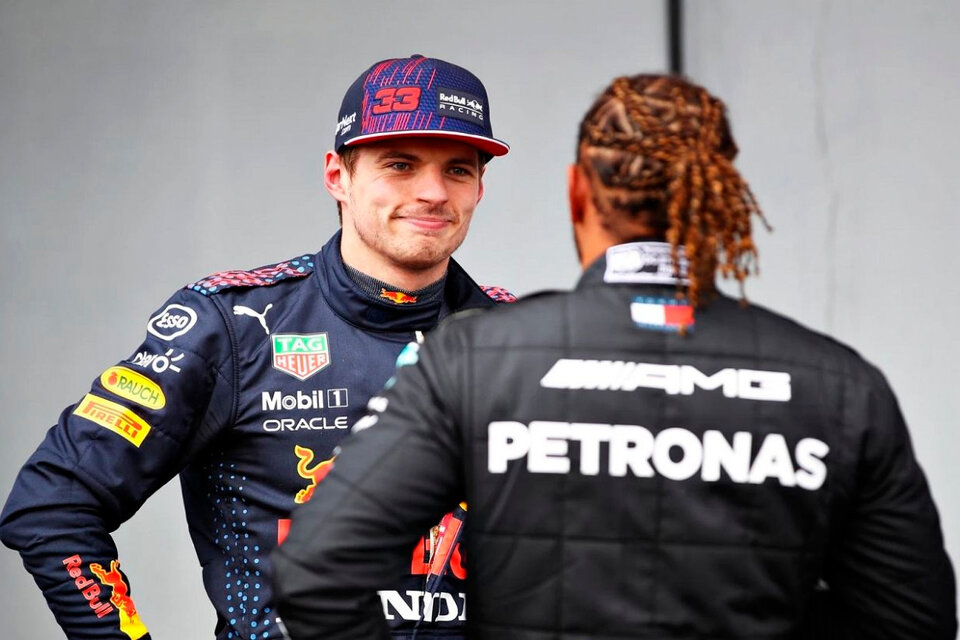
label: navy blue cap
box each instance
[334,54,509,157]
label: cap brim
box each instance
[343,130,509,157]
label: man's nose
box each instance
[415,165,449,205]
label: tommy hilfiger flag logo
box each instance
[630,297,694,332]
[272,334,330,380]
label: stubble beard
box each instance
[354,204,469,273]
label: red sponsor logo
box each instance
[371,87,422,114]
[412,509,466,581]
[62,554,115,619]
[90,560,138,619]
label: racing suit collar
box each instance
[578,241,691,289]
[314,229,496,333]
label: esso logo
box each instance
[147,304,198,341]
[157,314,189,329]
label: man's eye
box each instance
[449,167,473,177]
[389,162,411,171]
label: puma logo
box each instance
[233,303,273,334]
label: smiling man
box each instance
[1,55,513,640]
[332,139,485,288]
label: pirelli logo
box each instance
[73,394,152,447]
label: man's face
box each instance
[330,139,484,278]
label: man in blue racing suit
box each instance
[0,54,514,640]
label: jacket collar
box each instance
[578,241,691,290]
[313,229,496,332]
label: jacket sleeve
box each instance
[0,288,235,639]
[818,366,957,638]
[270,326,466,640]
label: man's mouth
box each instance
[396,212,454,231]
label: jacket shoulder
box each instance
[437,288,567,345]
[479,285,518,304]
[186,254,316,296]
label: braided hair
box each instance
[577,74,769,307]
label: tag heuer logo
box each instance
[272,333,330,380]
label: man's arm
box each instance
[270,331,466,640]
[820,366,957,638]
[0,289,234,639]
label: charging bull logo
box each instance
[294,445,335,504]
[89,560,148,640]
[380,288,418,304]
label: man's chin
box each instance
[390,241,459,272]
[394,253,448,272]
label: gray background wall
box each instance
[0,1,956,638]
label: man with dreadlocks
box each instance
[270,74,957,639]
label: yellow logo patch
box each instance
[99,367,165,410]
[73,394,152,447]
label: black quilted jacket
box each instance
[272,242,956,640]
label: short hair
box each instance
[335,147,359,222]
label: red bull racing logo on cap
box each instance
[271,333,330,381]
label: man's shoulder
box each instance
[729,296,886,383]
[479,285,518,304]
[185,253,317,297]
[435,288,569,345]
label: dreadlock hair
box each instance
[577,74,769,308]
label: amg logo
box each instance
[540,359,791,402]
[488,421,828,490]
[378,589,466,623]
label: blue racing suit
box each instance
[0,230,514,639]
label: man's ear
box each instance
[324,151,348,203]
[476,164,485,205]
[568,163,587,224]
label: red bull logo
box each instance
[62,554,114,619]
[89,560,148,640]
[277,445,336,544]
[380,288,418,304]
[62,555,148,639]
[294,445,335,504]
